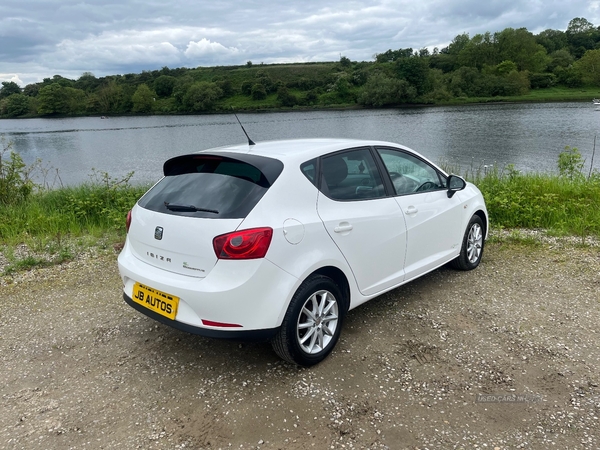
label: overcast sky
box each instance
[1,0,599,87]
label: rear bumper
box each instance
[123,293,278,341]
[118,242,300,333]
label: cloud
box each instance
[184,38,240,61]
[1,0,599,86]
[0,73,24,85]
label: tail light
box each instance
[126,210,132,233]
[213,227,273,259]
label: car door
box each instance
[316,147,407,296]
[375,147,464,281]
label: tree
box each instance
[153,75,177,97]
[251,83,267,100]
[375,48,413,63]
[23,84,40,97]
[446,33,470,56]
[536,29,568,54]
[182,82,222,111]
[241,80,253,95]
[0,81,21,99]
[64,87,87,115]
[96,80,123,113]
[331,74,353,102]
[448,66,481,97]
[493,60,518,76]
[567,17,595,34]
[457,32,498,69]
[339,56,351,67]
[4,94,31,117]
[75,72,99,92]
[172,76,194,106]
[548,49,575,72]
[432,33,471,72]
[49,75,74,88]
[276,87,298,107]
[395,57,431,95]
[575,49,600,85]
[504,70,530,95]
[566,17,598,58]
[554,66,583,87]
[37,83,68,115]
[304,89,320,104]
[495,28,548,72]
[214,77,233,96]
[132,84,155,113]
[358,72,416,106]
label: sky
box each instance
[1,0,599,87]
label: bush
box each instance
[0,138,36,205]
[358,73,416,106]
[276,87,298,107]
[251,84,267,100]
[558,146,585,180]
[529,73,557,89]
[64,169,141,230]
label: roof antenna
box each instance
[232,108,255,146]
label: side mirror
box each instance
[447,174,466,198]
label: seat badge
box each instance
[154,226,164,240]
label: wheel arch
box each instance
[473,209,489,238]
[309,265,351,314]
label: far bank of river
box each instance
[1,102,599,186]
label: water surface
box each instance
[1,102,598,186]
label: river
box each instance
[1,102,599,186]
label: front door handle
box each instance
[405,206,418,215]
[334,223,353,233]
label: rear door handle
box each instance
[405,206,418,215]
[334,223,353,233]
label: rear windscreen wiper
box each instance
[164,202,219,214]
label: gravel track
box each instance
[1,236,599,449]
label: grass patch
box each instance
[438,156,600,242]
[0,164,149,274]
[1,138,599,276]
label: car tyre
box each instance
[272,275,345,366]
[451,215,484,271]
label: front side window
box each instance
[377,148,445,196]
[320,148,385,201]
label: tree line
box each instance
[2,17,600,118]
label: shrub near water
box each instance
[0,138,35,205]
[466,146,600,241]
[0,167,148,243]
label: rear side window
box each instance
[138,154,283,219]
[320,148,385,201]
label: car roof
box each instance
[198,138,411,165]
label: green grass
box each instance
[3,170,599,244]
[2,157,599,275]
[0,178,149,275]
[437,86,600,105]
[445,163,600,241]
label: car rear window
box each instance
[138,154,283,219]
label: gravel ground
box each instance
[1,233,599,450]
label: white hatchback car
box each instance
[118,138,487,366]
